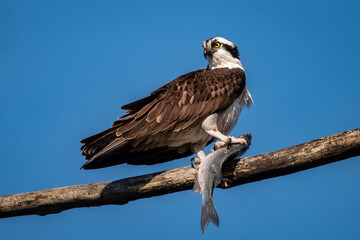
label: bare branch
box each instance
[1,128,359,219]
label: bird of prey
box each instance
[81,37,253,169]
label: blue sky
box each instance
[1,0,360,239]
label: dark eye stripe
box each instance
[223,44,239,59]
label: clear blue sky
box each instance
[1,0,360,239]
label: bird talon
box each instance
[226,137,232,149]
[191,158,201,168]
[231,136,247,146]
[214,135,248,151]
[214,141,225,151]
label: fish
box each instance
[192,134,251,233]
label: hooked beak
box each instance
[203,48,212,58]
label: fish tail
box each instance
[201,201,219,233]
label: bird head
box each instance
[202,37,243,70]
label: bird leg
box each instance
[204,126,247,151]
[191,145,206,168]
[202,113,247,150]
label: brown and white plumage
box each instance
[81,37,253,169]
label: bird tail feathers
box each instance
[244,88,254,108]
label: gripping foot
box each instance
[214,136,248,151]
[191,157,202,168]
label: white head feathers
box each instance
[202,37,244,70]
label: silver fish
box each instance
[193,134,251,233]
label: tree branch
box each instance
[1,128,360,219]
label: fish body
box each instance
[193,135,251,233]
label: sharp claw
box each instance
[191,158,195,168]
[226,137,232,149]
[191,157,201,168]
[214,135,250,151]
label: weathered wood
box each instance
[1,128,359,218]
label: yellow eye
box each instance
[214,42,221,48]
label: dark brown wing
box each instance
[80,67,246,169]
[113,68,246,139]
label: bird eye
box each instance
[214,42,221,48]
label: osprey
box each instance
[81,37,253,169]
